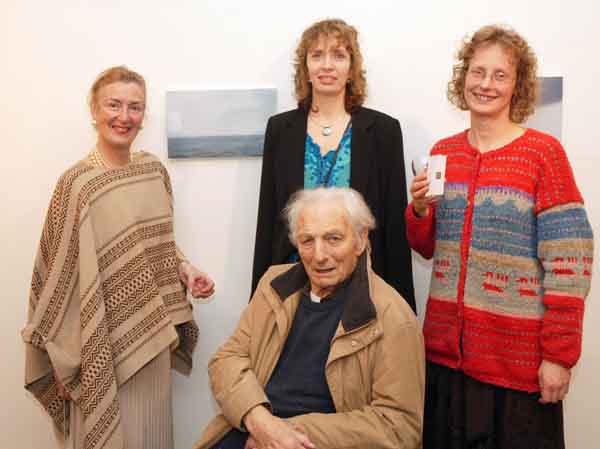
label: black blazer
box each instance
[251,106,416,312]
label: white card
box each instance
[427,155,446,197]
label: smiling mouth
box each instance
[472,93,497,102]
[111,124,133,134]
[315,267,335,274]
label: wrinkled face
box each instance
[464,43,517,121]
[306,34,351,99]
[92,81,145,151]
[296,201,367,298]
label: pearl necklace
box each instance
[89,148,134,168]
[89,149,108,168]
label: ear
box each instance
[354,228,369,255]
[90,102,99,121]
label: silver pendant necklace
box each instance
[310,114,343,137]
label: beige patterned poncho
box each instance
[22,152,198,449]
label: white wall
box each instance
[2,1,598,448]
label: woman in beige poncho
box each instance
[23,66,214,449]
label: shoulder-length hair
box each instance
[447,24,538,124]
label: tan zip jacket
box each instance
[193,254,425,449]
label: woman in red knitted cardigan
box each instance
[407,25,593,449]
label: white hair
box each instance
[284,187,376,247]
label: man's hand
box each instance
[243,405,315,449]
[538,360,571,404]
[178,261,215,299]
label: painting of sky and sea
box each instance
[525,76,563,140]
[167,88,277,158]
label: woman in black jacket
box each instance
[252,18,415,311]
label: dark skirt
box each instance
[423,361,565,449]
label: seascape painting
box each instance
[525,76,563,140]
[167,88,277,158]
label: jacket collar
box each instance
[270,251,376,332]
[282,106,375,195]
[281,109,308,195]
[348,107,373,196]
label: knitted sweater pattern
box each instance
[406,128,593,392]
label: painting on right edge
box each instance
[525,76,563,141]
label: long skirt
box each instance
[423,361,565,449]
[64,349,173,449]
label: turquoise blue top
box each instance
[286,127,353,263]
[304,126,352,188]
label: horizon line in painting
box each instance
[167,88,277,158]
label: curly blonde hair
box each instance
[89,65,146,112]
[293,18,367,112]
[447,25,538,123]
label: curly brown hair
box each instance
[447,25,538,123]
[89,65,146,113]
[293,18,367,112]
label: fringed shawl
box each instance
[23,152,198,449]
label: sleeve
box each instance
[22,173,82,433]
[176,245,189,267]
[207,280,272,429]
[405,202,436,259]
[158,161,190,274]
[535,141,594,368]
[288,311,425,449]
[251,117,278,296]
[380,119,416,312]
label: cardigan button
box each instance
[351,340,358,347]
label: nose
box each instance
[479,74,493,89]
[314,239,329,263]
[322,54,334,69]
[118,106,132,121]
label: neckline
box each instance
[306,124,352,157]
[463,127,530,156]
[88,149,144,169]
[300,281,349,311]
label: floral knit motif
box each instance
[406,128,593,392]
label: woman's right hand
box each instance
[409,170,431,217]
[54,370,71,400]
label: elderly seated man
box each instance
[194,187,425,449]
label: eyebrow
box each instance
[298,228,345,238]
[104,98,144,104]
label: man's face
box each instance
[296,202,367,298]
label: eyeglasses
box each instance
[101,99,145,115]
[467,68,513,84]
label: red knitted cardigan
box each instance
[406,129,593,392]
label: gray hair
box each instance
[284,187,376,247]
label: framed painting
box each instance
[526,76,563,140]
[167,88,277,158]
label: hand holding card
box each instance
[426,155,446,198]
